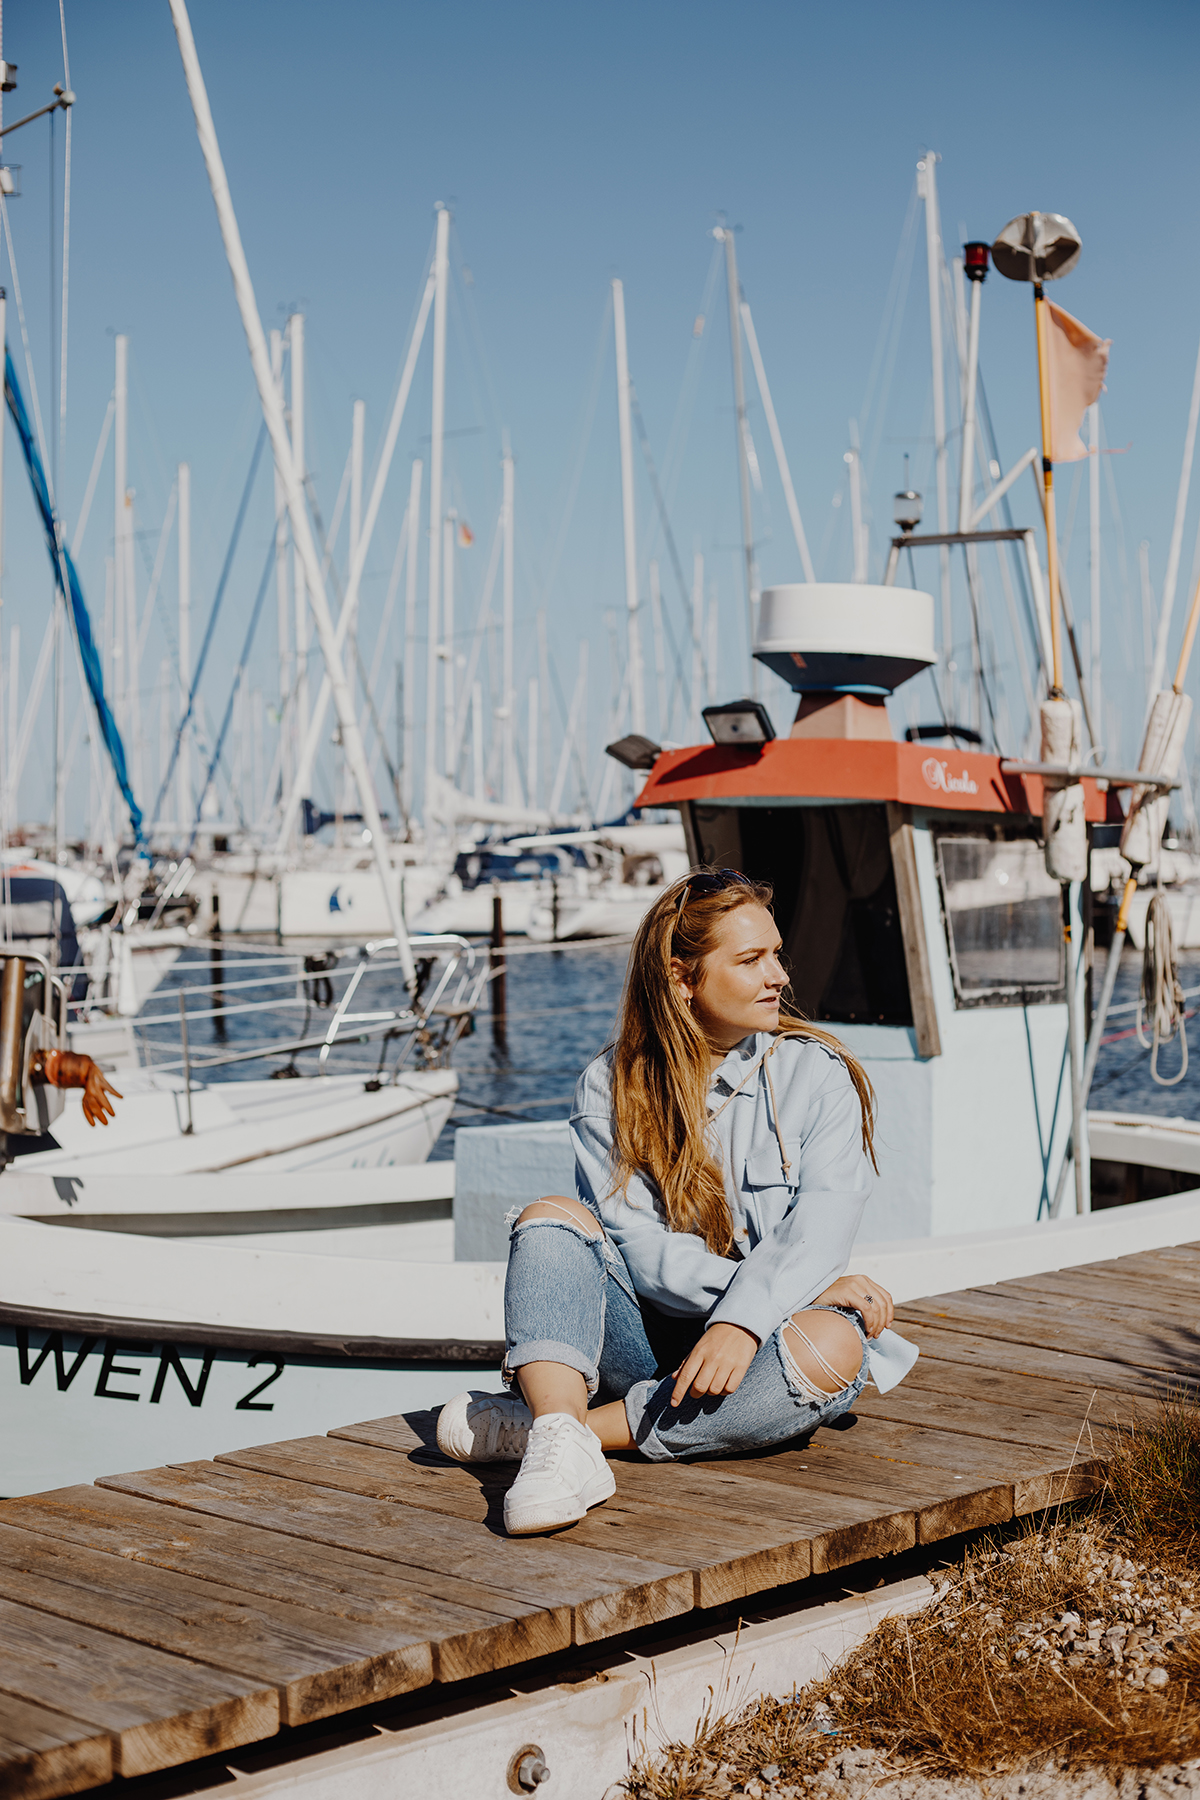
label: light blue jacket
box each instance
[570,1029,872,1348]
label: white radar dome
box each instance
[754,583,937,695]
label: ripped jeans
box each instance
[502,1213,869,1463]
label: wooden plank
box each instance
[820,1413,1104,1518]
[854,1379,1116,1457]
[895,1303,1187,1382]
[999,1268,1200,1318]
[893,1318,1181,1395]
[0,1695,111,1800]
[887,800,941,1058]
[876,1355,1153,1428]
[898,1290,1196,1372]
[0,1522,431,1727]
[0,1486,566,1685]
[216,1437,822,1612]
[97,1462,693,1645]
[0,1595,277,1779]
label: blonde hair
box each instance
[609,871,877,1254]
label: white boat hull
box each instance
[11,1070,456,1175]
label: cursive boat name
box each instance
[13,1328,284,1411]
[921,757,979,796]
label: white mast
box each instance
[443,511,455,781]
[1089,402,1101,738]
[471,677,483,801]
[347,396,364,817]
[718,227,760,691]
[424,203,450,820]
[527,675,538,808]
[1150,330,1200,701]
[611,278,644,735]
[177,459,190,837]
[957,265,984,533]
[917,154,953,672]
[402,458,422,824]
[168,0,413,981]
[501,443,516,803]
[113,334,128,737]
[269,327,292,813]
[289,311,309,761]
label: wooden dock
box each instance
[2,1241,1198,1800]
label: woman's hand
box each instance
[671,1322,759,1406]
[815,1274,893,1339]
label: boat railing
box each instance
[316,934,483,1074]
[123,934,484,1082]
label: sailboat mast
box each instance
[719,227,759,694]
[402,458,422,824]
[424,203,449,820]
[289,311,309,762]
[611,277,644,735]
[501,444,515,804]
[177,459,190,839]
[269,328,292,817]
[918,155,953,692]
[113,334,127,739]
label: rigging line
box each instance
[71,392,114,557]
[149,419,268,830]
[366,510,408,702]
[450,508,502,766]
[0,197,53,495]
[858,178,920,447]
[187,531,276,850]
[973,371,1043,667]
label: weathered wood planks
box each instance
[1,1240,1197,1800]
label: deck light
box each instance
[701,699,776,747]
[605,733,662,771]
[893,452,922,533]
[963,241,990,283]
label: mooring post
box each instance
[490,888,507,1053]
[178,988,195,1135]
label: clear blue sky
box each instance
[3,0,1198,833]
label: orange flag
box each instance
[1046,301,1111,462]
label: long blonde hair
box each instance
[609,871,877,1254]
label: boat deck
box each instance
[2,1241,1198,1800]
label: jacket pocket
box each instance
[743,1139,801,1192]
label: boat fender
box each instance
[1040,697,1088,883]
[31,1048,123,1127]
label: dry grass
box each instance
[621,1392,1200,1798]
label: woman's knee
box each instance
[514,1195,601,1235]
[782,1308,863,1397]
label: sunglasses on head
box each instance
[675,868,753,912]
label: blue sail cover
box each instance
[4,350,143,842]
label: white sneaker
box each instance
[503,1412,616,1535]
[436,1390,533,1463]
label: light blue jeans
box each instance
[502,1214,869,1463]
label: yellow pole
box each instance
[1034,283,1063,695]
[1172,566,1200,694]
[1114,871,1138,936]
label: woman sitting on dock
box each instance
[439,868,905,1536]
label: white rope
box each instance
[1136,891,1189,1086]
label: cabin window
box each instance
[933,831,1064,1009]
[688,802,913,1026]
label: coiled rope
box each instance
[1136,892,1188,1086]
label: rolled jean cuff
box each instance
[504,1339,600,1398]
[621,1378,679,1461]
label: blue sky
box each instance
[3,0,1199,834]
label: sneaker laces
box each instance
[477,1401,529,1458]
[518,1416,579,1477]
